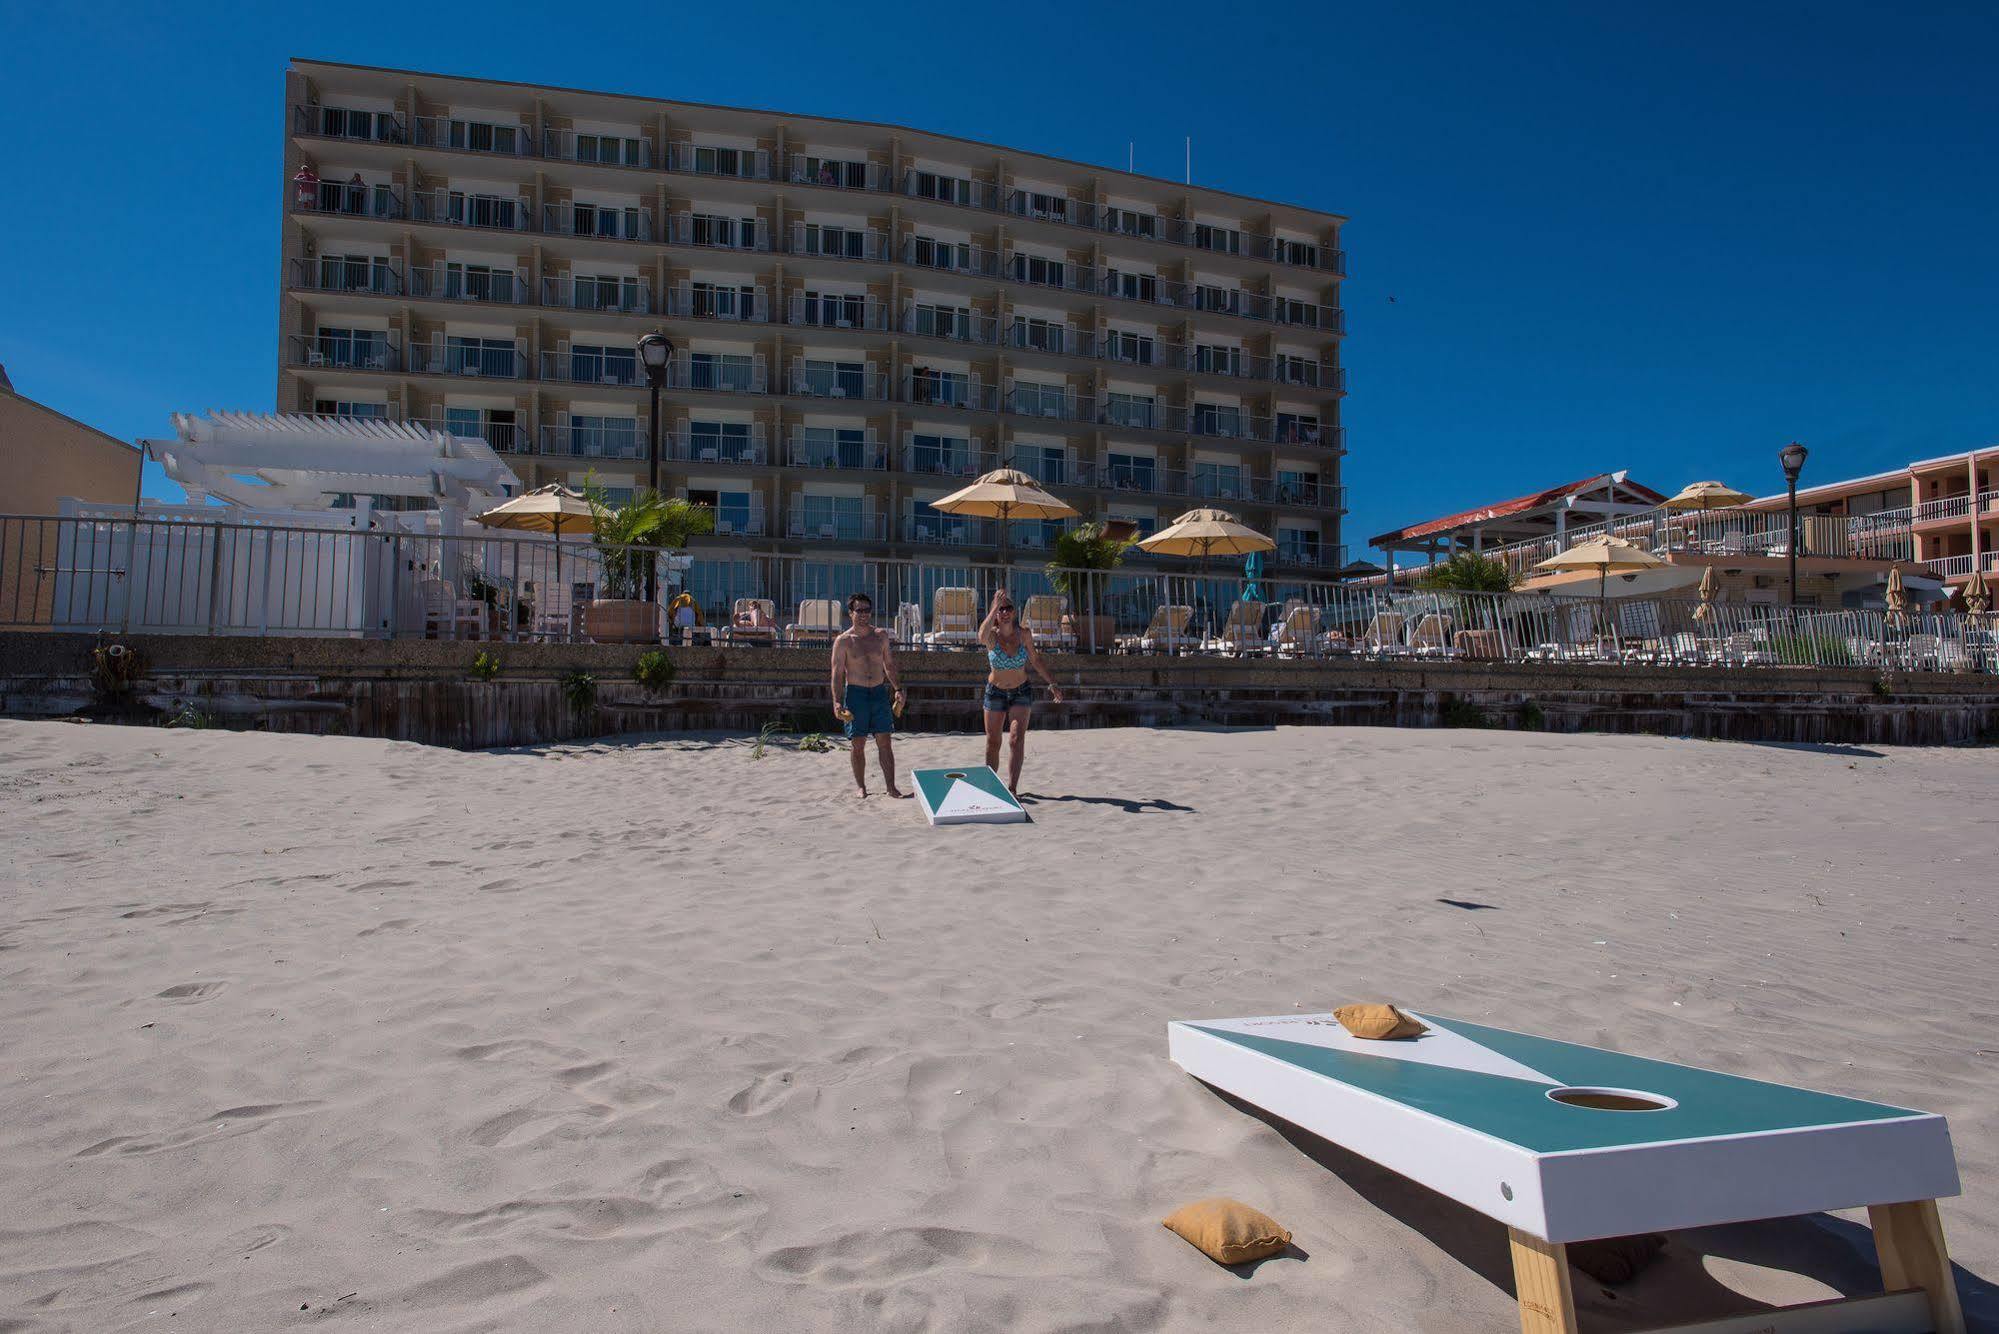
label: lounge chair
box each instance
[893,600,925,646]
[1204,599,1267,654]
[1021,594,1074,649]
[1409,613,1453,657]
[727,597,779,645]
[1272,604,1321,658]
[1360,611,1408,657]
[926,587,980,647]
[785,598,843,645]
[1905,633,1942,671]
[420,578,485,640]
[1118,604,1194,654]
[1453,628,1506,661]
[1723,631,1774,667]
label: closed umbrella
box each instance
[1692,564,1718,623]
[474,484,595,638]
[1963,567,1991,615]
[930,467,1078,561]
[1885,565,1908,624]
[1535,536,1665,648]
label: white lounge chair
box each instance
[1021,594,1074,649]
[1361,611,1409,657]
[1204,599,1267,655]
[925,587,980,646]
[420,578,485,640]
[1271,604,1321,658]
[1118,604,1193,654]
[785,598,843,645]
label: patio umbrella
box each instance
[1535,535,1665,646]
[1885,565,1909,625]
[474,484,595,631]
[1664,481,1753,512]
[1136,507,1276,565]
[930,467,1078,561]
[1963,567,1991,615]
[1692,564,1718,623]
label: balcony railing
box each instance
[409,338,527,380]
[543,276,653,315]
[901,237,1003,278]
[786,223,890,263]
[1915,494,1973,524]
[1189,473,1272,504]
[788,431,889,471]
[290,256,404,297]
[293,104,408,145]
[901,444,998,478]
[288,334,401,372]
[789,510,888,542]
[540,348,641,387]
[1094,335,1176,369]
[540,128,653,169]
[902,514,995,546]
[1273,544,1343,570]
[1003,251,1097,295]
[789,365,885,401]
[902,305,999,346]
[901,169,1002,212]
[541,202,655,242]
[666,144,771,180]
[668,428,768,465]
[786,155,888,192]
[1006,321,1089,357]
[902,374,998,412]
[663,358,769,394]
[708,507,768,538]
[411,115,533,157]
[1095,397,1175,432]
[1272,481,1344,511]
[409,189,532,232]
[292,179,406,220]
[672,212,771,252]
[539,422,645,459]
[407,265,531,304]
[665,285,772,323]
[414,416,529,454]
[1487,506,1861,576]
[1005,383,1088,423]
[1101,465,1187,499]
[791,295,891,331]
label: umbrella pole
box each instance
[552,514,563,644]
[1599,564,1609,657]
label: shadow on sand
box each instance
[1018,793,1196,814]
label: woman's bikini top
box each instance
[987,635,1030,672]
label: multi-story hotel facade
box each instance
[279,59,1349,603]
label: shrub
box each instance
[1416,552,1516,593]
[1439,696,1488,729]
[164,700,213,730]
[798,732,832,753]
[584,481,716,601]
[1518,699,1546,730]
[751,717,783,759]
[633,649,675,695]
[561,671,598,714]
[469,651,501,682]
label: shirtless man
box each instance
[829,592,907,798]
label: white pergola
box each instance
[142,412,521,537]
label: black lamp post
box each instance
[636,330,674,605]
[1779,441,1809,607]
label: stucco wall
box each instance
[0,389,141,626]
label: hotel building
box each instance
[279,59,1349,603]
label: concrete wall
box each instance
[6,632,1999,749]
[0,389,143,626]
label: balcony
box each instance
[411,115,533,157]
[901,444,998,479]
[663,358,769,395]
[407,265,531,305]
[789,509,888,542]
[539,422,645,460]
[787,223,891,263]
[294,104,408,145]
[541,202,655,242]
[541,128,652,169]
[1187,410,1271,444]
[791,295,891,332]
[1003,252,1096,295]
[667,144,772,180]
[788,431,889,471]
[544,276,653,315]
[903,514,994,546]
[1094,334,1176,369]
[665,285,772,323]
[409,338,527,380]
[1189,474,1273,505]
[1005,383,1088,424]
[902,305,998,346]
[709,506,768,538]
[1273,481,1345,511]
[288,334,401,373]
[540,348,641,387]
[1101,465,1187,500]
[1005,321,1089,357]
[901,169,1002,213]
[789,365,886,401]
[1915,494,1973,525]
[290,256,404,297]
[901,237,1003,279]
[1096,397,1176,432]
[902,374,999,413]
[409,189,532,233]
[1273,543,1344,570]
[786,154,888,192]
[672,212,771,252]
[415,415,529,454]
[292,179,406,221]
[669,428,768,465]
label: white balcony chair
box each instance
[420,578,485,640]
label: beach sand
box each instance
[0,717,1993,1332]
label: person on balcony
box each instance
[346,173,366,214]
[293,164,320,209]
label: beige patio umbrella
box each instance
[1136,507,1277,564]
[1664,481,1753,512]
[1885,565,1909,626]
[929,467,1078,559]
[474,484,595,626]
[1536,535,1665,645]
[1962,567,1991,615]
[1692,564,1719,623]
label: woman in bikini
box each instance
[978,589,1063,794]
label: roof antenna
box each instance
[1184,136,1191,184]
[1128,141,1134,173]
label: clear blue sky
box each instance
[2,2,1993,553]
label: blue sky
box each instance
[1,2,1993,555]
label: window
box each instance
[1101,330,1156,365]
[308,253,396,294]
[801,223,869,259]
[1193,223,1241,255]
[569,416,639,458]
[800,156,870,189]
[687,421,754,462]
[1008,253,1067,289]
[1106,268,1156,303]
[315,399,389,419]
[571,202,643,239]
[798,426,869,469]
[444,191,518,230]
[574,133,642,166]
[799,493,865,540]
[1194,461,1245,500]
[1011,190,1069,222]
[1102,392,1155,429]
[442,262,517,302]
[1106,452,1156,492]
[1275,353,1320,387]
[688,213,760,249]
[909,433,973,474]
[1277,238,1319,267]
[802,290,868,328]
[1194,345,1243,376]
[1274,297,1321,328]
[573,274,644,312]
[911,303,974,340]
[691,352,756,392]
[909,368,971,407]
[910,171,974,205]
[799,359,866,398]
[1193,403,1244,437]
[1011,317,1068,353]
[1009,380,1070,418]
[444,336,516,377]
[1276,469,1320,504]
[908,235,974,272]
[1101,207,1156,239]
[569,344,638,386]
[594,487,636,509]
[1275,413,1321,446]
[312,326,389,369]
[691,145,761,177]
[1013,443,1067,485]
[690,281,757,319]
[1195,285,1240,315]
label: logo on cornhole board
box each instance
[914,767,1026,825]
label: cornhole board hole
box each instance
[913,766,1027,826]
[1169,1013,1964,1333]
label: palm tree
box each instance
[1415,551,1515,593]
[584,482,715,601]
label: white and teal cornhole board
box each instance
[1171,1013,1966,1333]
[913,766,1026,826]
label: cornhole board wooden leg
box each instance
[1510,1229,1579,1334]
[1870,1199,1966,1334]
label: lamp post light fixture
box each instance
[636,331,675,606]
[1779,441,1809,607]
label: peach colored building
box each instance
[279,59,1349,599]
[0,365,142,627]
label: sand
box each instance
[0,718,1993,1332]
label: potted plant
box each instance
[1047,522,1131,653]
[581,483,716,643]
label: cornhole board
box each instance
[913,766,1027,826]
[1170,1013,1965,1333]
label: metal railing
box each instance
[901,374,998,412]
[788,431,889,471]
[786,154,890,192]
[411,115,533,156]
[541,128,653,168]
[290,256,404,296]
[1482,505,1863,578]
[294,104,409,145]
[407,265,531,304]
[539,422,645,459]
[409,189,533,232]
[544,275,653,314]
[673,212,771,252]
[292,179,406,220]
[541,202,655,242]
[665,285,772,323]
[901,236,1004,278]
[15,513,1996,670]
[409,338,527,380]
[901,444,998,478]
[787,223,891,263]
[903,305,999,345]
[667,144,772,179]
[789,365,885,400]
[539,348,641,387]
[792,295,891,331]
[668,427,768,465]
[287,334,401,373]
